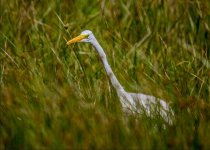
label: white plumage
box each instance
[67,30,173,124]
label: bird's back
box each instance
[125,92,173,124]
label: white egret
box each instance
[67,30,173,124]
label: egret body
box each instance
[67,30,173,124]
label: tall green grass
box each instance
[0,0,209,149]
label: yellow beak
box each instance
[66,34,86,45]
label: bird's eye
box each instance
[84,34,89,38]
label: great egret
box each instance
[67,30,173,124]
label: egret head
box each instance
[66,30,95,45]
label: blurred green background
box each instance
[0,0,210,149]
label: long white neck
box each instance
[91,38,125,93]
[90,36,137,112]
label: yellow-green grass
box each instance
[0,0,209,149]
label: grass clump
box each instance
[0,0,210,149]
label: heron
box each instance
[67,30,173,124]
